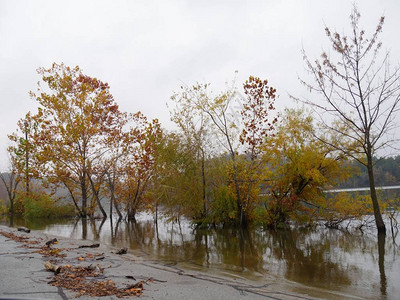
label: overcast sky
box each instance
[1,0,399,170]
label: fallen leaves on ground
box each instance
[0,230,66,257]
[37,246,67,258]
[1,229,149,297]
[0,230,45,250]
[0,230,32,243]
[49,264,144,297]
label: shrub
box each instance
[206,186,237,225]
[0,199,8,215]
[15,192,76,219]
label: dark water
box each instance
[2,214,399,299]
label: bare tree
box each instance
[0,157,22,214]
[300,6,400,234]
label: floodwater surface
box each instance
[3,214,399,299]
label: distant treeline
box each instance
[339,156,400,188]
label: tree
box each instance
[170,87,211,220]
[172,81,247,224]
[150,132,205,222]
[29,63,124,218]
[240,76,278,223]
[102,126,127,220]
[301,6,400,233]
[263,109,351,228]
[8,112,39,197]
[171,75,278,226]
[0,157,21,214]
[116,113,161,221]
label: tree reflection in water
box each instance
[378,233,386,297]
[106,218,395,299]
[2,214,398,299]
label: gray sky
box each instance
[1,0,400,170]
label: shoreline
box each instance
[0,225,326,300]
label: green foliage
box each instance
[200,155,239,225]
[15,192,76,219]
[9,61,399,229]
[13,193,26,215]
[225,156,266,223]
[0,199,8,215]
[206,185,237,225]
[151,132,205,220]
[168,75,279,227]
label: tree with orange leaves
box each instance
[29,63,124,218]
[239,76,279,224]
[169,75,278,226]
[110,113,162,221]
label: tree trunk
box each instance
[88,173,107,219]
[128,207,137,222]
[80,171,88,218]
[114,200,123,219]
[24,124,30,197]
[106,171,122,218]
[367,153,386,234]
[107,173,114,217]
[81,217,88,239]
[127,180,141,222]
[201,153,207,218]
[378,232,387,296]
[64,182,83,216]
[1,171,20,215]
[9,199,14,215]
[96,197,107,219]
[228,151,245,227]
[154,203,158,224]
[244,158,257,225]
[110,191,113,217]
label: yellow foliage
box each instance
[262,109,353,227]
[0,199,8,215]
[322,192,373,226]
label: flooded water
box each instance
[2,214,399,299]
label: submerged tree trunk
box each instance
[227,141,245,227]
[378,232,387,296]
[367,153,386,234]
[201,152,207,218]
[128,207,137,222]
[114,200,123,219]
[231,158,244,226]
[88,173,107,219]
[105,169,122,219]
[80,172,88,218]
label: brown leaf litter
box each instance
[48,264,144,297]
[0,228,147,297]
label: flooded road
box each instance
[3,214,399,299]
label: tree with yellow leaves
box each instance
[28,63,124,218]
[263,109,352,228]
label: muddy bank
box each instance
[0,225,322,299]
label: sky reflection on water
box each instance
[3,214,399,300]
